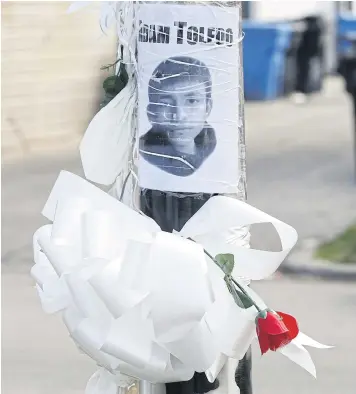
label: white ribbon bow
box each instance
[32,172,331,394]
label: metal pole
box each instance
[137,380,167,394]
[352,89,356,181]
[137,2,251,394]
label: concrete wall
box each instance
[2,1,116,160]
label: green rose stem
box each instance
[229,277,262,313]
[187,238,262,313]
[119,170,132,201]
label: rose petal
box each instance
[257,328,270,355]
[257,312,288,335]
[277,312,299,340]
[269,333,292,351]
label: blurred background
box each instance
[2,2,356,394]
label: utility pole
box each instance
[136,2,251,394]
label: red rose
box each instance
[256,310,299,355]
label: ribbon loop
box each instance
[32,171,329,388]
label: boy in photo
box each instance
[139,56,216,177]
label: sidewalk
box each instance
[246,77,356,247]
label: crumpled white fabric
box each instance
[31,172,330,394]
[68,1,139,186]
[79,77,137,186]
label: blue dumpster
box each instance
[242,21,293,101]
[338,13,356,56]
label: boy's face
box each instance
[148,77,212,144]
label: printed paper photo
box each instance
[137,3,240,193]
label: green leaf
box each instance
[215,253,235,275]
[235,290,254,309]
[225,278,244,308]
[225,278,253,309]
[100,63,130,108]
[102,63,129,97]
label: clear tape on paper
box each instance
[78,1,246,197]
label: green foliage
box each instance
[314,224,356,264]
[100,61,129,109]
[215,253,235,275]
[216,253,255,310]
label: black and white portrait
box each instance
[137,3,240,193]
[139,56,216,177]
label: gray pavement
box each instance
[3,269,356,394]
[2,76,356,394]
[246,77,356,244]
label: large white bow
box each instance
[31,171,330,394]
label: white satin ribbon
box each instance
[32,172,330,392]
[67,1,138,186]
[178,196,298,280]
[281,332,334,378]
[79,78,137,186]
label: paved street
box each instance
[2,77,356,394]
[3,269,356,394]
[246,77,356,244]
